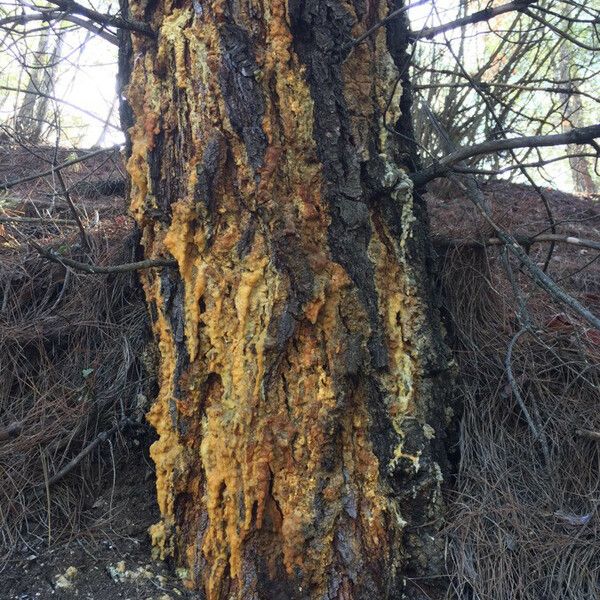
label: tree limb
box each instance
[0,12,118,44]
[43,0,155,38]
[412,124,600,185]
[31,241,177,274]
[46,422,121,486]
[409,0,537,41]
[349,0,428,48]
[454,184,600,330]
[0,85,120,128]
[0,146,120,191]
[436,233,600,252]
[0,215,77,226]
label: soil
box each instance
[1,436,194,600]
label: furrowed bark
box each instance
[121,1,453,598]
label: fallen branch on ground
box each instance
[45,422,122,487]
[436,233,600,252]
[31,241,177,274]
[0,146,120,191]
[0,215,77,226]
[576,429,600,442]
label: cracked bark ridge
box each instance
[121,0,454,598]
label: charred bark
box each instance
[121,1,454,598]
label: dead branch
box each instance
[0,85,121,128]
[576,429,600,442]
[0,146,121,191]
[349,0,428,48]
[0,215,77,226]
[46,422,121,487]
[458,185,600,330]
[436,233,600,252]
[409,0,537,41]
[413,124,600,185]
[32,241,177,274]
[43,0,155,38]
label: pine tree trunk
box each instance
[558,45,597,195]
[121,1,454,598]
[15,32,62,143]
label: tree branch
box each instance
[436,233,600,253]
[46,422,121,486]
[0,215,77,226]
[349,0,428,48]
[409,0,537,41]
[454,184,600,330]
[0,146,120,191]
[0,12,118,44]
[43,0,155,38]
[0,85,120,128]
[31,242,177,274]
[412,124,600,185]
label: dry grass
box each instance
[431,183,600,600]
[0,151,149,565]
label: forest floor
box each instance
[4,440,194,600]
[0,145,598,599]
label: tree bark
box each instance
[558,45,597,195]
[15,31,63,143]
[121,1,454,598]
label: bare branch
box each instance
[43,0,155,38]
[45,422,121,486]
[0,146,120,191]
[0,84,120,128]
[55,167,91,252]
[436,233,600,252]
[409,0,537,41]
[31,242,177,274]
[0,12,118,44]
[412,124,600,185]
[0,215,77,226]
[349,0,428,48]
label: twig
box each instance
[506,328,551,466]
[444,158,600,330]
[55,168,91,253]
[576,429,600,442]
[44,0,155,38]
[349,0,429,48]
[0,85,121,128]
[0,215,77,226]
[46,422,121,486]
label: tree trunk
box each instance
[121,1,454,598]
[558,45,597,195]
[15,32,63,143]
